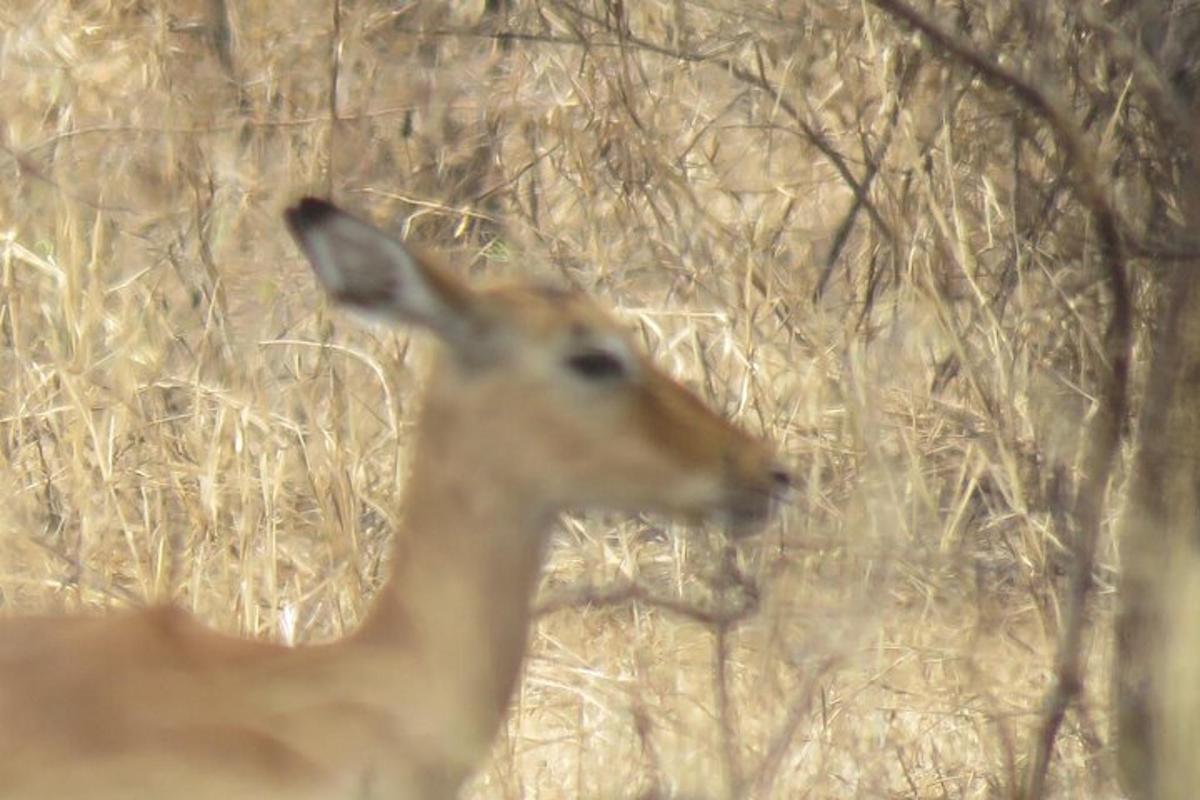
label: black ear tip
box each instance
[285,197,338,233]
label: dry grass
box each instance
[0,1,1144,797]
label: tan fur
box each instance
[0,200,785,799]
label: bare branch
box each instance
[393,11,895,246]
[863,2,1132,797]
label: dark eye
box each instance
[565,349,627,381]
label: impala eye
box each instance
[565,349,627,381]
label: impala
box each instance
[0,198,788,799]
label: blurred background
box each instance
[6,1,1197,797]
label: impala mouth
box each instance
[724,468,792,536]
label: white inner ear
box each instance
[300,211,475,345]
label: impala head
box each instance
[285,198,788,531]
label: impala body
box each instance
[0,199,787,799]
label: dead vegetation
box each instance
[3,1,1198,797]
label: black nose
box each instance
[770,467,793,491]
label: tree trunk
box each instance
[1115,268,1200,800]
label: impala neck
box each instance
[353,382,556,742]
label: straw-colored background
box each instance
[0,2,1128,797]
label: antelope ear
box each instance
[284,198,490,353]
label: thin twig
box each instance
[392,13,895,246]
[863,2,1132,797]
[533,576,758,627]
[326,0,342,198]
